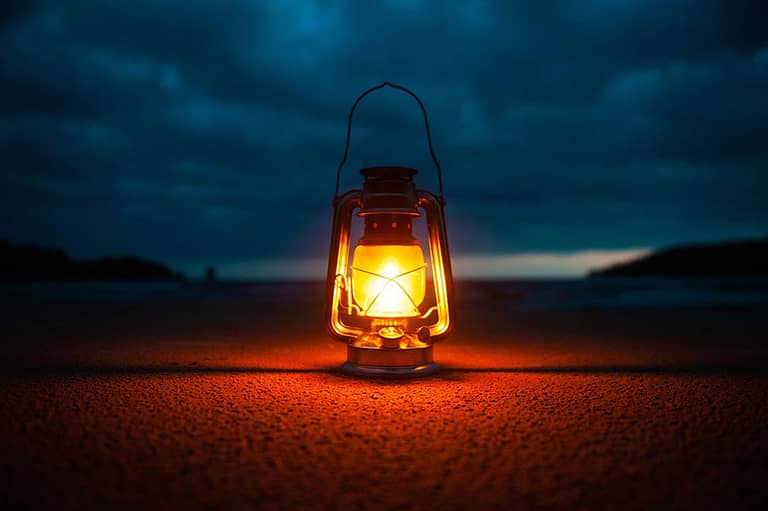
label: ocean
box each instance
[3,277,768,311]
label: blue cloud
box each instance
[1,0,766,265]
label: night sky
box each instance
[2,1,767,278]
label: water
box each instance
[458,278,768,311]
[3,277,768,311]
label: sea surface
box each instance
[3,277,768,311]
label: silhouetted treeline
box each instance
[0,240,185,282]
[590,239,768,277]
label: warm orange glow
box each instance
[326,192,452,342]
[350,244,426,317]
[420,193,452,338]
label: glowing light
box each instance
[351,244,426,317]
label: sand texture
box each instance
[1,281,767,509]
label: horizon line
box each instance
[176,248,651,280]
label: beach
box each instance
[2,280,767,509]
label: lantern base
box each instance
[343,345,438,377]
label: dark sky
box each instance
[2,1,767,276]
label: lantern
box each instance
[324,82,455,376]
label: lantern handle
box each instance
[335,81,444,200]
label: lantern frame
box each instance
[324,82,455,376]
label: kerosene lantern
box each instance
[324,82,454,376]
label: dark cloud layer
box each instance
[1,0,767,266]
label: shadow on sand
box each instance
[2,363,768,379]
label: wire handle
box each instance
[335,82,444,198]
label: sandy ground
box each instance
[1,281,768,509]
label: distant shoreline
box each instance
[590,239,768,277]
[0,240,185,283]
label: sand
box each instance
[1,282,767,509]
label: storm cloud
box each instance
[1,1,767,275]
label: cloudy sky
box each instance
[2,1,767,278]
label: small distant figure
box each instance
[204,266,217,283]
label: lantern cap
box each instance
[361,166,417,180]
[358,166,420,216]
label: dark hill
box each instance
[0,240,185,282]
[589,239,768,277]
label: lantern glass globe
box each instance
[350,243,426,318]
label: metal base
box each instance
[342,345,439,377]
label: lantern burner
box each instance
[378,325,405,341]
